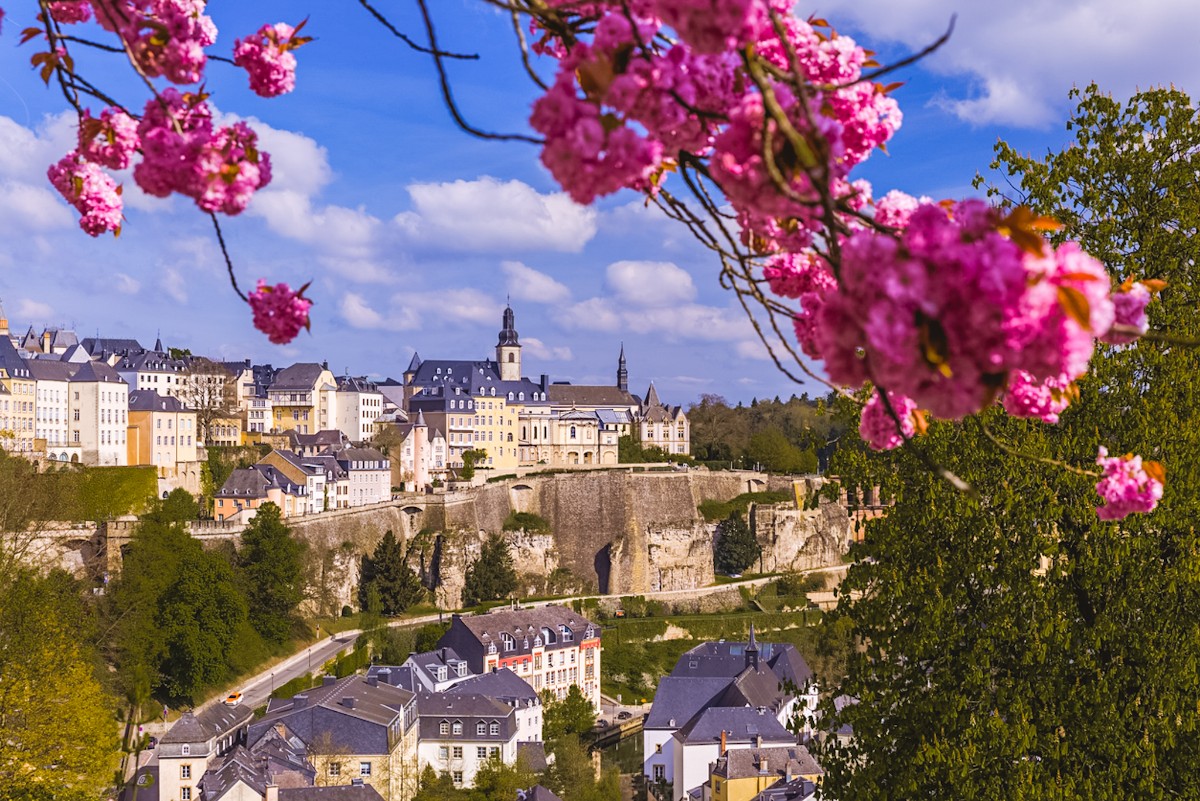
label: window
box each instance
[452,746,463,759]
[440,721,450,735]
[560,625,574,642]
[655,743,663,754]
[438,746,449,760]
[181,789,192,801]
[477,746,488,759]
[452,771,464,785]
[570,426,577,439]
[501,633,515,652]
[329,763,341,776]
[477,722,487,736]
[490,746,500,758]
[359,762,372,776]
[452,721,463,735]
[181,745,190,756]
[490,721,500,736]
[180,765,191,779]
[653,765,665,781]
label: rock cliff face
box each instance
[27,469,852,612]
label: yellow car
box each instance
[223,691,243,706]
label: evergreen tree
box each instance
[714,511,759,576]
[239,502,306,643]
[822,84,1200,801]
[359,529,425,616]
[462,534,517,607]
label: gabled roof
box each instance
[516,743,549,774]
[115,350,187,373]
[674,706,794,745]
[645,677,732,729]
[270,363,329,391]
[161,704,253,745]
[547,384,640,408]
[444,668,538,704]
[0,336,31,377]
[80,336,145,358]
[714,745,823,781]
[69,360,125,384]
[336,375,380,393]
[517,785,561,801]
[129,389,190,413]
[25,359,77,382]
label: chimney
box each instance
[265,785,279,801]
[342,697,356,709]
[350,778,365,787]
[786,763,793,783]
[720,729,726,754]
[758,756,768,773]
[323,675,337,686]
[366,675,378,687]
[293,695,308,710]
[756,734,763,749]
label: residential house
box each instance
[158,704,254,801]
[445,668,543,743]
[639,382,691,457]
[257,449,334,515]
[68,360,129,465]
[27,359,78,462]
[114,338,189,398]
[295,430,350,458]
[0,336,35,454]
[329,446,391,506]
[213,466,308,522]
[79,336,146,365]
[415,691,518,790]
[268,363,338,435]
[335,375,384,443]
[438,605,602,711]
[394,410,447,491]
[249,674,420,801]
[643,627,817,793]
[672,708,798,801]
[706,746,822,801]
[127,390,199,478]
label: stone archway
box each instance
[510,484,534,513]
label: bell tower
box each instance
[617,343,628,393]
[496,302,522,381]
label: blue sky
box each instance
[1,1,1197,405]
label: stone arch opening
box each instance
[747,477,766,492]
[510,484,534,513]
[594,543,612,595]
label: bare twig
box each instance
[357,0,480,59]
[209,213,248,302]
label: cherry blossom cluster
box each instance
[14,0,311,342]
[1095,447,1164,521]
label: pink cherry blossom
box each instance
[48,1,92,23]
[248,280,311,345]
[47,151,124,236]
[874,189,929,229]
[1101,282,1152,345]
[191,122,272,215]
[233,22,300,98]
[1003,370,1072,424]
[859,390,917,451]
[77,107,140,171]
[1095,446,1163,521]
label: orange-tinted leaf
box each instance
[862,59,880,68]
[808,17,830,27]
[879,81,904,94]
[1060,271,1102,282]
[1141,278,1168,294]
[1143,460,1166,484]
[20,27,44,44]
[1056,285,1092,329]
[911,408,929,436]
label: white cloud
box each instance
[0,180,73,232]
[820,0,1200,127]
[340,293,419,331]
[554,295,753,344]
[160,267,188,304]
[394,177,598,253]
[412,288,501,325]
[251,190,382,260]
[523,337,573,361]
[606,261,697,307]
[15,298,54,321]
[113,273,141,294]
[502,261,572,304]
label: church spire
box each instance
[497,302,519,346]
[617,343,628,393]
[496,302,522,381]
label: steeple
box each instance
[644,381,661,409]
[154,332,164,353]
[617,343,628,393]
[496,303,522,382]
[746,622,759,670]
[415,408,427,427]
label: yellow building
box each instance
[708,745,823,801]
[127,389,199,478]
[268,362,337,435]
[0,336,36,455]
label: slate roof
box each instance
[750,777,818,801]
[271,363,330,391]
[715,665,790,715]
[215,465,306,499]
[516,743,549,774]
[25,359,77,382]
[252,675,415,755]
[162,704,254,745]
[444,668,539,706]
[644,677,732,729]
[517,784,561,801]
[296,430,350,452]
[128,389,190,413]
[406,358,550,408]
[334,446,389,465]
[115,350,186,374]
[336,375,379,393]
[446,606,599,657]
[547,384,640,408]
[713,745,823,780]
[398,647,472,687]
[415,691,517,741]
[69,360,126,384]
[80,336,145,358]
[670,640,812,688]
[280,787,385,801]
[674,706,794,745]
[0,336,31,377]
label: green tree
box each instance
[822,85,1200,801]
[359,529,426,616]
[714,511,759,576]
[239,502,306,643]
[541,685,597,741]
[543,737,620,801]
[462,534,518,607]
[460,448,488,480]
[0,568,118,798]
[746,426,815,473]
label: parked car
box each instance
[595,719,610,729]
[223,691,244,706]
[617,711,632,721]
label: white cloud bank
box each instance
[819,0,1200,127]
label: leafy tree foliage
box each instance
[822,85,1200,801]
[714,511,759,576]
[238,502,306,643]
[543,737,621,801]
[359,529,425,616]
[462,534,517,607]
[541,685,597,741]
[617,434,671,463]
[459,448,488,480]
[0,568,117,797]
[688,393,839,468]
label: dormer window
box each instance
[490,721,500,736]
[559,625,573,642]
[435,666,447,682]
[440,720,449,736]
[477,721,486,736]
[518,392,524,401]
[452,721,462,735]
[455,662,467,677]
[181,744,191,756]
[500,633,515,652]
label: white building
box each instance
[335,375,384,443]
[157,704,253,801]
[331,446,391,506]
[28,360,79,462]
[416,692,519,790]
[68,361,128,466]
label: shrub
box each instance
[502,511,550,534]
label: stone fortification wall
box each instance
[751,500,852,573]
